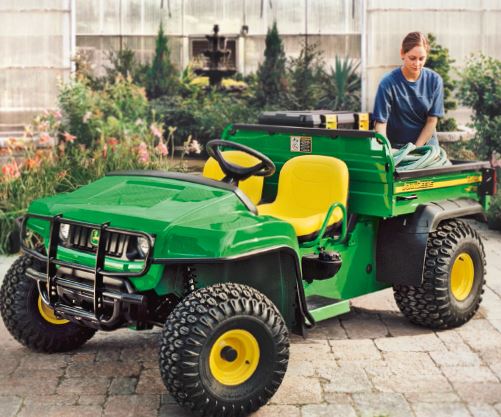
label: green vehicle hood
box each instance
[28,172,298,259]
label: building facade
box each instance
[1,0,501,129]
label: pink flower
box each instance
[56,170,68,181]
[1,160,21,181]
[155,142,168,157]
[150,123,163,139]
[38,132,54,146]
[53,110,62,120]
[62,131,76,143]
[24,156,41,171]
[107,137,119,150]
[137,142,149,163]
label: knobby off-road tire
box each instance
[159,283,289,417]
[0,255,96,352]
[394,219,486,329]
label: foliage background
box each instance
[2,26,501,254]
[458,54,501,230]
[425,33,458,132]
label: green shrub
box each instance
[104,46,148,86]
[150,90,259,147]
[1,73,177,253]
[436,117,458,132]
[458,54,501,230]
[97,77,150,139]
[287,42,325,110]
[458,54,501,160]
[145,23,179,99]
[58,76,150,147]
[58,79,99,147]
[487,185,501,230]
[318,56,361,111]
[441,141,477,161]
[426,34,458,131]
[0,120,172,254]
[255,22,288,107]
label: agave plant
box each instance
[318,56,361,111]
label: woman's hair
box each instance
[401,32,430,54]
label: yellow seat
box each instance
[257,155,349,238]
[202,151,264,205]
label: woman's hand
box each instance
[415,116,438,147]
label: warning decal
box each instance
[290,136,312,153]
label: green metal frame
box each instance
[300,202,347,249]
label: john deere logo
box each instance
[90,229,100,246]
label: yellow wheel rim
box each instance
[37,296,69,325]
[450,252,475,301]
[209,329,260,386]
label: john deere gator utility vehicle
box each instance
[0,111,496,416]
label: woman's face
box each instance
[400,45,427,77]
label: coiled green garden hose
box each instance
[392,143,451,171]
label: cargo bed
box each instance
[224,123,495,218]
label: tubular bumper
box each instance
[21,213,154,329]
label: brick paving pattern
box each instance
[0,220,500,417]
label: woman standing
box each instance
[373,32,444,147]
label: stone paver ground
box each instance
[0,220,500,417]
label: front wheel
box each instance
[0,255,96,352]
[159,283,289,417]
[394,219,486,329]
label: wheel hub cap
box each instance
[37,295,69,325]
[209,329,260,386]
[450,252,475,301]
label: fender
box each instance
[376,198,485,286]
[155,246,315,336]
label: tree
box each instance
[255,22,288,107]
[287,41,324,110]
[145,23,179,99]
[425,33,458,131]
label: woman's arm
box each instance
[415,116,438,147]
[375,121,387,138]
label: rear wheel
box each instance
[0,255,96,352]
[394,219,486,329]
[159,283,289,417]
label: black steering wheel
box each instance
[206,140,276,184]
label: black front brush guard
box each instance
[21,213,154,330]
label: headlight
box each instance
[137,236,150,256]
[59,223,70,241]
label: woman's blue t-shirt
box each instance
[373,67,444,146]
